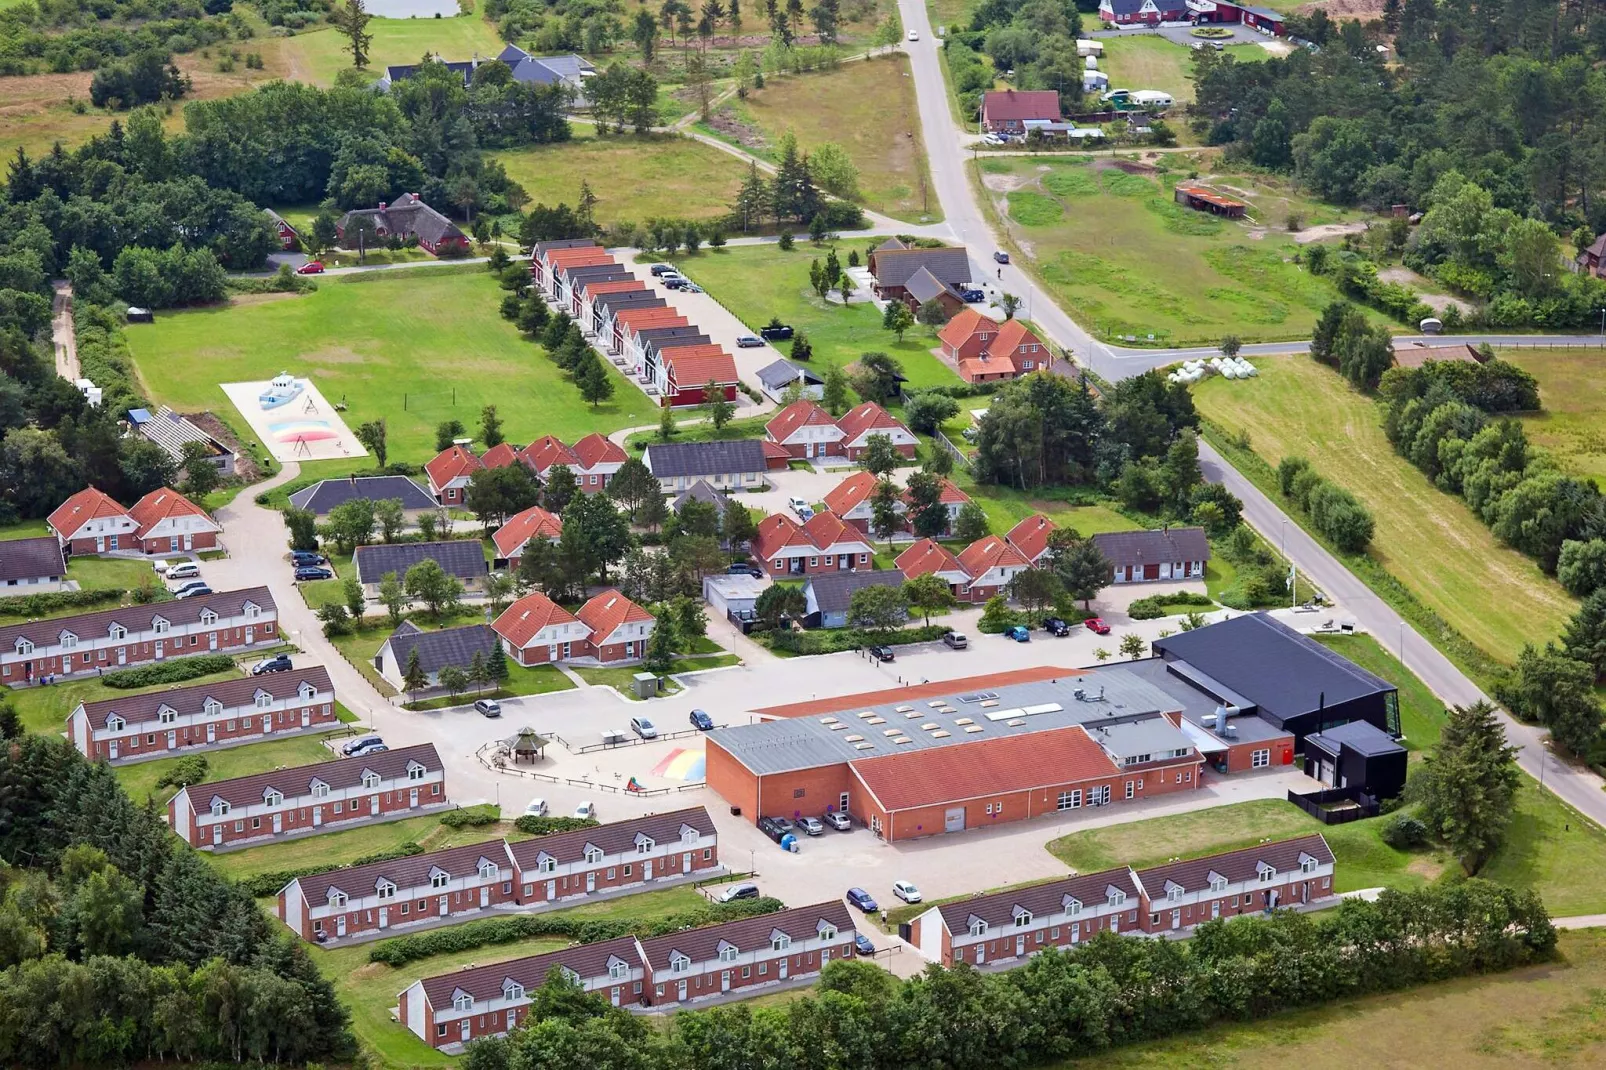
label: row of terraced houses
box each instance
[529,239,741,407]
[424,433,629,506]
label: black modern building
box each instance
[1149,613,1400,750]
[1303,721,1408,799]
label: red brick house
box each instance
[938,312,1049,383]
[571,432,628,491]
[168,742,447,850]
[822,471,893,532]
[0,586,277,685]
[401,935,646,1048]
[836,402,918,460]
[937,308,996,363]
[904,477,970,533]
[576,589,656,664]
[752,511,872,577]
[1135,834,1335,935]
[479,442,520,470]
[894,538,971,591]
[638,901,856,1007]
[424,443,482,506]
[128,487,222,554]
[1097,0,1189,25]
[1006,514,1057,565]
[68,665,337,763]
[910,866,1143,967]
[336,194,469,256]
[278,839,517,943]
[866,239,972,310]
[981,89,1062,134]
[264,209,299,251]
[764,400,845,459]
[656,345,740,408]
[518,434,579,482]
[492,592,589,666]
[506,807,719,907]
[955,534,1031,602]
[48,487,138,556]
[491,505,563,571]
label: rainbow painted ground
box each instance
[650,748,706,782]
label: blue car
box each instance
[1003,625,1030,642]
[690,709,714,731]
[294,566,334,581]
[854,932,876,956]
[846,887,878,913]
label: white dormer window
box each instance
[1258,865,1276,883]
[453,993,472,1012]
[60,632,77,650]
[1210,875,1228,892]
[718,944,739,962]
[670,952,690,973]
[1013,909,1033,927]
[107,715,125,732]
[1166,886,1182,903]
[311,780,329,798]
[538,856,556,873]
[1300,857,1318,874]
[636,837,654,854]
[151,619,168,635]
[1064,899,1082,918]
[608,960,628,979]
[406,762,425,781]
[431,870,449,888]
[299,682,316,700]
[362,772,380,789]
[264,790,283,807]
[1107,890,1126,908]
[15,638,32,655]
[245,603,262,620]
[329,891,347,908]
[504,981,525,1001]
[202,699,221,717]
[771,933,791,952]
[376,881,396,900]
[211,800,230,816]
[680,827,698,844]
[255,691,272,709]
[199,609,218,626]
[818,923,837,941]
[584,846,603,864]
[968,918,987,937]
[109,624,126,640]
[478,861,499,880]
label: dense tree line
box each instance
[1276,455,1376,553]
[462,880,1554,1070]
[0,731,352,1064]
[0,0,242,76]
[944,0,1084,116]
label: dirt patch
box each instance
[983,172,1030,192]
[1380,266,1473,315]
[705,107,767,150]
[1105,158,1160,175]
[1407,856,1447,881]
[1293,221,1369,244]
[187,411,262,482]
[228,292,301,308]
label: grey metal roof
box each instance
[0,536,66,584]
[645,440,768,479]
[1305,719,1404,758]
[288,476,435,516]
[1119,657,1291,746]
[354,540,486,585]
[903,266,950,304]
[717,668,1184,775]
[1151,614,1396,722]
[1090,527,1211,569]
[1088,717,1193,763]
[757,359,824,390]
[673,480,729,513]
[137,406,224,464]
[872,247,971,288]
[804,569,906,615]
[379,622,497,677]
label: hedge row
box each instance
[369,896,788,967]
[1276,456,1375,553]
[440,804,500,829]
[514,815,599,836]
[239,842,426,899]
[103,653,238,689]
[0,588,127,618]
[768,624,951,655]
[1128,590,1216,620]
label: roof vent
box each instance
[905,711,923,719]
[820,717,839,725]
[865,716,886,725]
[1007,718,1026,727]
[843,734,864,742]
[883,729,902,737]
[980,700,1000,708]
[921,723,939,731]
[894,705,914,713]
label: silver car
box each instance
[825,811,853,831]
[798,816,825,836]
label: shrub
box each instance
[103,653,237,689]
[977,595,1025,633]
[240,843,426,898]
[514,814,599,836]
[1276,454,1375,553]
[767,624,950,654]
[152,755,209,793]
[1381,813,1430,849]
[439,804,500,829]
[0,588,126,617]
[1128,591,1216,620]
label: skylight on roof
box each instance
[853,742,875,750]
[857,711,875,719]
[893,736,913,745]
[979,700,1000,708]
[894,705,914,713]
[883,729,902,737]
[827,722,848,731]
[865,716,886,725]
[954,717,974,726]
[963,725,985,733]
[921,723,939,731]
[820,717,839,725]
[958,691,999,703]
[931,730,951,738]
[1024,703,1064,715]
[905,711,922,719]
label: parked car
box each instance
[296,261,324,275]
[573,801,598,820]
[172,580,210,595]
[650,263,676,276]
[630,715,658,739]
[718,882,761,903]
[1003,624,1030,642]
[175,585,214,599]
[294,566,333,581]
[251,653,292,676]
[854,932,876,956]
[868,644,895,663]
[735,335,764,348]
[683,282,704,293]
[760,324,794,341]
[341,735,385,757]
[524,797,549,817]
[770,816,794,833]
[993,250,1010,264]
[826,810,853,831]
[1043,617,1071,637]
[727,561,764,578]
[474,698,502,718]
[690,708,714,731]
[787,495,812,517]
[1084,617,1112,635]
[846,887,879,912]
[165,561,200,581]
[943,631,969,649]
[892,880,922,904]
[290,551,326,567]
[907,29,919,40]
[961,288,986,302]
[798,816,825,836]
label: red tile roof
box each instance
[579,278,645,300]
[521,435,578,474]
[48,487,129,537]
[801,509,864,550]
[904,477,969,508]
[765,400,838,444]
[895,537,965,580]
[989,318,1042,358]
[662,345,739,388]
[1007,514,1057,563]
[128,487,216,537]
[982,89,1062,124]
[851,725,1116,811]
[938,307,996,351]
[823,471,878,516]
[479,443,519,470]
[836,401,909,443]
[492,505,563,558]
[751,665,1079,719]
[571,433,627,471]
[577,589,654,641]
[761,440,791,462]
[492,592,580,648]
[957,534,1030,578]
[615,308,687,333]
[754,512,812,560]
[425,444,482,490]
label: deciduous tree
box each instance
[903,572,955,626]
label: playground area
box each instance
[220,376,368,463]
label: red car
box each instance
[1084,617,1111,635]
[296,261,325,275]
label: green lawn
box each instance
[124,269,662,465]
[665,245,963,388]
[979,156,1377,346]
[1053,928,1606,1069]
[1310,633,1444,751]
[573,665,683,698]
[622,413,773,451]
[1501,346,1606,483]
[719,54,942,225]
[209,814,521,885]
[493,130,749,225]
[401,663,576,710]
[278,18,506,87]
[1100,35,1270,105]
[116,729,348,807]
[1193,355,1576,659]
[316,883,712,1067]
[10,664,245,736]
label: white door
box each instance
[545,879,555,900]
[117,648,126,665]
[611,987,621,1006]
[313,807,323,826]
[409,788,418,808]
[439,896,448,915]
[1110,914,1119,933]
[1071,922,1080,943]
[154,640,164,660]
[95,536,104,552]
[378,908,388,929]
[182,534,192,550]
[262,717,272,735]
[778,958,788,980]
[479,886,489,908]
[336,916,346,937]
[166,730,176,749]
[1015,935,1025,957]
[682,852,692,871]
[211,825,222,846]
[369,796,379,815]
[1211,900,1221,919]
[109,739,119,760]
[1170,909,1181,930]
[301,709,310,728]
[206,723,216,744]
[272,813,282,833]
[208,633,218,650]
[944,807,965,833]
[721,971,731,993]
[677,979,687,1002]
[644,860,652,881]
[586,872,596,893]
[975,945,985,964]
[460,1020,470,1043]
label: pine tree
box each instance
[1419,700,1522,874]
[643,612,678,675]
[402,647,427,697]
[734,161,771,232]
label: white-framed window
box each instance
[312,781,329,798]
[60,633,77,650]
[1210,876,1228,892]
[432,872,449,889]
[107,715,125,732]
[538,857,556,873]
[330,891,347,908]
[1065,900,1081,918]
[362,772,380,789]
[670,953,690,973]
[255,692,272,709]
[1251,749,1270,769]
[479,862,498,880]
[771,934,791,951]
[1166,886,1182,903]
[1258,867,1276,884]
[637,839,653,854]
[407,764,425,781]
[968,919,987,936]
[1301,858,1318,874]
[265,790,283,807]
[1124,781,1135,800]
[150,620,166,636]
[211,800,230,816]
[453,994,472,1012]
[377,881,396,900]
[505,982,524,1001]
[719,945,738,962]
[584,847,603,864]
[199,609,218,626]
[1057,790,1080,810]
[1014,910,1033,927]
[245,604,262,620]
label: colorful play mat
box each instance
[651,748,706,782]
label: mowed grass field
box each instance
[124,268,661,463]
[1193,355,1576,657]
[277,17,506,86]
[981,156,1372,345]
[493,130,749,224]
[731,54,942,224]
[1501,346,1606,482]
[1100,35,1269,105]
[1056,928,1606,1069]
[666,244,964,388]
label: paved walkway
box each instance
[51,282,78,380]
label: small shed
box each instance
[1174,183,1247,219]
[1303,721,1407,799]
[704,573,766,620]
[632,672,661,699]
